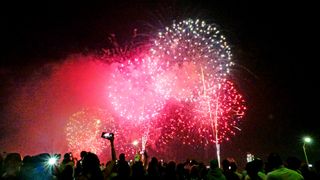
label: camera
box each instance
[101,132,114,140]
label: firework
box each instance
[150,19,233,101]
[155,80,245,146]
[7,19,247,162]
[193,80,246,141]
[108,54,166,123]
[67,19,246,160]
[65,108,151,159]
[107,19,245,152]
[148,19,246,163]
[65,108,116,158]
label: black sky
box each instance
[1,0,319,162]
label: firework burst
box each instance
[65,108,144,159]
[67,19,246,160]
[65,108,116,157]
[154,80,245,145]
[150,19,233,101]
[107,53,165,123]
[148,19,246,159]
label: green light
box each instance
[304,137,312,143]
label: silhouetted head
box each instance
[267,153,283,169]
[210,159,219,169]
[167,161,176,174]
[132,161,144,177]
[222,159,231,171]
[151,157,158,164]
[119,153,125,161]
[286,156,301,170]
[4,153,22,170]
[253,158,264,171]
[22,155,32,164]
[148,157,160,176]
[82,152,101,173]
[177,163,185,174]
[230,162,237,172]
[80,151,87,159]
[246,161,259,178]
[64,153,71,160]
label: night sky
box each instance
[0,0,318,164]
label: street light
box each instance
[302,136,312,166]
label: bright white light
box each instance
[132,140,139,146]
[246,153,254,163]
[48,157,57,165]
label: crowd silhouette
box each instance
[1,136,319,180]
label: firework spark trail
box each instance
[192,79,247,142]
[153,80,245,145]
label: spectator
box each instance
[222,159,240,180]
[81,152,103,180]
[75,151,87,178]
[2,153,21,179]
[286,156,302,174]
[131,161,146,180]
[147,157,160,180]
[115,153,130,179]
[207,159,226,180]
[266,153,303,180]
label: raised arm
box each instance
[109,136,117,161]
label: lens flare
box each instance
[48,157,58,166]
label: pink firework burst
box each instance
[107,53,166,124]
[155,80,245,145]
[192,80,246,143]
